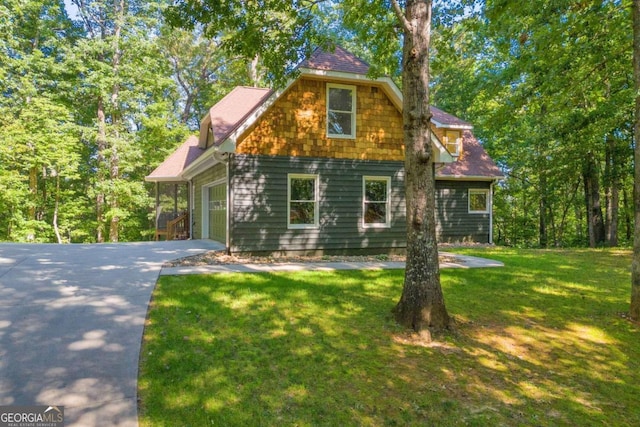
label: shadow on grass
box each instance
[139,249,640,426]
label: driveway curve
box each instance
[0,240,222,426]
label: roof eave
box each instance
[145,175,189,183]
[432,119,473,130]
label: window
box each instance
[363,176,391,228]
[469,189,490,213]
[288,174,319,228]
[444,130,461,156]
[327,84,356,138]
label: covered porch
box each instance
[153,181,191,241]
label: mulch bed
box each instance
[164,250,461,267]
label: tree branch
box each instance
[390,0,412,34]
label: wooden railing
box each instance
[155,212,189,241]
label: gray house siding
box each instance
[229,154,407,254]
[435,180,492,243]
[191,163,227,239]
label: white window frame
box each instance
[469,188,490,214]
[444,129,461,157]
[326,83,356,139]
[362,176,391,228]
[287,174,319,229]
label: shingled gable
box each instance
[146,45,499,182]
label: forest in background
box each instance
[0,0,633,247]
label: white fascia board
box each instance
[432,119,473,130]
[181,150,220,180]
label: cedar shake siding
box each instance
[229,154,406,254]
[236,78,405,161]
[435,180,493,243]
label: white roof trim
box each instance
[432,119,473,130]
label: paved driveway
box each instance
[0,240,222,426]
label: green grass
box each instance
[138,248,640,426]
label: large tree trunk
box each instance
[631,0,640,321]
[96,97,106,243]
[392,0,451,334]
[604,134,620,247]
[107,0,124,243]
[583,151,605,247]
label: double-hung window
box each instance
[363,176,391,228]
[444,130,461,157]
[288,174,319,229]
[468,189,490,214]
[327,84,356,138]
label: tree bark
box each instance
[392,0,451,333]
[583,151,605,247]
[604,134,620,247]
[108,0,124,243]
[96,96,106,243]
[631,0,640,321]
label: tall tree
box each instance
[167,0,451,333]
[0,0,84,242]
[631,0,640,321]
[433,0,633,248]
[390,0,450,332]
[71,0,181,242]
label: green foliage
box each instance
[432,0,633,247]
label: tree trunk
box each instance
[631,0,640,321]
[604,134,620,246]
[583,151,605,247]
[539,171,548,248]
[96,97,106,243]
[53,173,62,244]
[108,0,124,243]
[392,0,451,334]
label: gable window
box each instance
[469,189,490,214]
[327,84,356,138]
[363,176,391,228]
[444,130,461,156]
[288,174,319,229]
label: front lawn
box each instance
[138,248,640,426]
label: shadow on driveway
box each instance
[0,240,222,427]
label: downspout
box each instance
[226,156,232,254]
[489,180,496,244]
[189,179,194,239]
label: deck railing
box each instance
[155,212,189,241]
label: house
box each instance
[146,46,503,254]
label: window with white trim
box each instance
[327,84,356,138]
[363,176,391,227]
[469,189,490,213]
[444,130,461,156]
[288,174,319,228]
